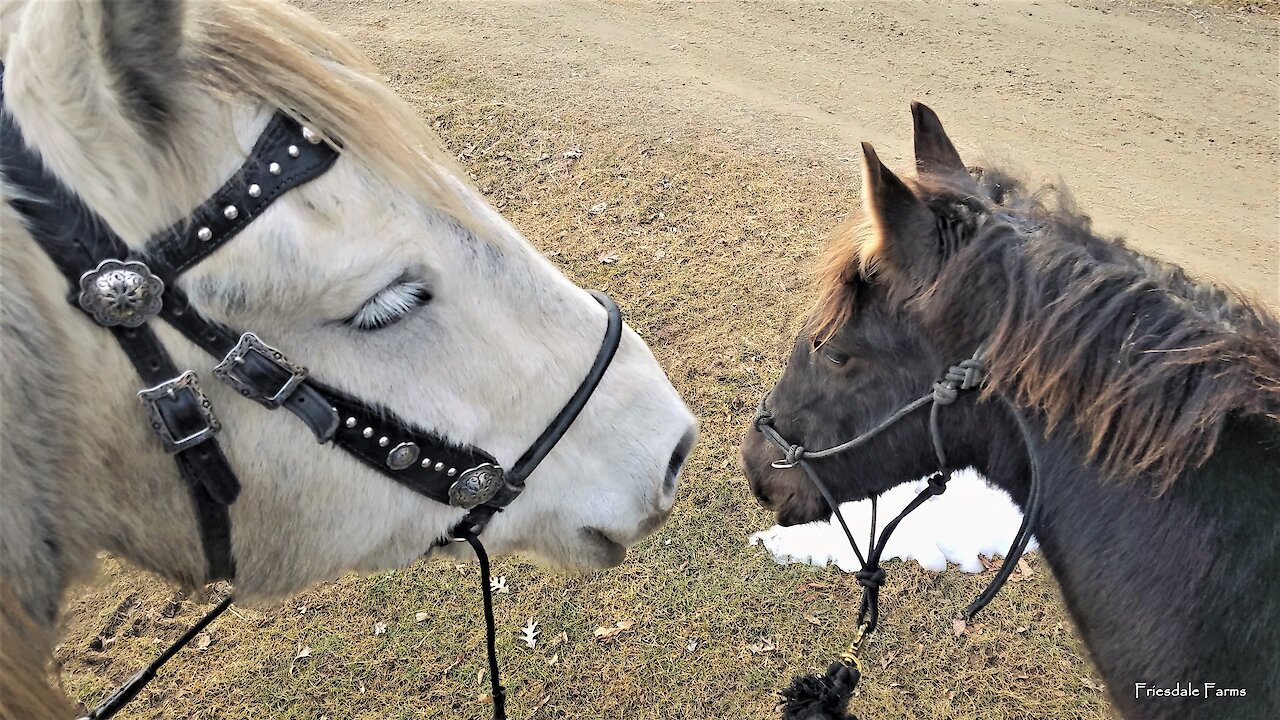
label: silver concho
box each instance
[77,259,164,327]
[448,463,504,509]
[386,442,420,471]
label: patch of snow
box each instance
[749,468,1037,574]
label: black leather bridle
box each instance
[1,68,620,720]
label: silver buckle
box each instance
[138,371,221,453]
[212,332,308,408]
[448,463,505,509]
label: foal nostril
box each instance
[664,428,696,495]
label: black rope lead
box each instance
[459,532,507,720]
[80,595,234,720]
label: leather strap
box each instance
[1,83,238,579]
[145,114,339,277]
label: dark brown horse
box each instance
[740,103,1280,720]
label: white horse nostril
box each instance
[663,427,697,495]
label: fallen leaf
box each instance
[415,612,430,623]
[1011,557,1035,581]
[952,618,967,637]
[547,653,559,666]
[879,652,895,671]
[593,620,635,643]
[479,694,492,705]
[563,147,583,159]
[289,643,311,676]
[589,202,607,216]
[519,618,540,649]
[1016,626,1029,634]
[673,560,690,573]
[552,631,569,647]
[529,694,551,718]
[803,614,823,626]
[476,668,486,684]
[598,252,619,264]
[491,576,510,594]
[747,636,775,655]
[374,622,387,636]
[193,632,212,651]
[686,638,698,652]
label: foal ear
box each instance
[911,102,965,177]
[99,0,190,132]
[860,142,940,286]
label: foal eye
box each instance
[347,279,431,331]
[823,350,850,366]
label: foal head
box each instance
[2,0,696,587]
[742,102,1280,525]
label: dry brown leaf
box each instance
[415,612,429,623]
[1011,557,1035,581]
[529,694,552,719]
[879,652,895,671]
[952,618,967,637]
[294,644,311,660]
[593,620,635,642]
[747,636,775,655]
[803,613,823,626]
[373,622,387,636]
[547,654,559,666]
[193,632,212,651]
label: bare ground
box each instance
[57,2,1278,719]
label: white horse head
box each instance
[0,0,696,630]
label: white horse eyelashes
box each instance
[347,279,431,330]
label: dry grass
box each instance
[55,67,1113,720]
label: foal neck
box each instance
[983,414,1280,720]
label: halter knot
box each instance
[927,471,950,496]
[752,411,775,431]
[854,565,885,589]
[946,357,985,390]
[784,444,807,465]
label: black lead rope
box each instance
[79,596,234,720]
[459,532,507,720]
[755,352,1043,719]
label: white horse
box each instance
[0,1,696,716]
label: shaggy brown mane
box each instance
[811,168,1280,489]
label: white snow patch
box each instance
[749,468,1037,574]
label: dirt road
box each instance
[305,0,1278,301]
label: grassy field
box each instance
[56,57,1114,720]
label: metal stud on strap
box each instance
[77,259,164,328]
[137,371,220,453]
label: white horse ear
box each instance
[99,0,190,132]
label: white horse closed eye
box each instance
[0,0,696,703]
